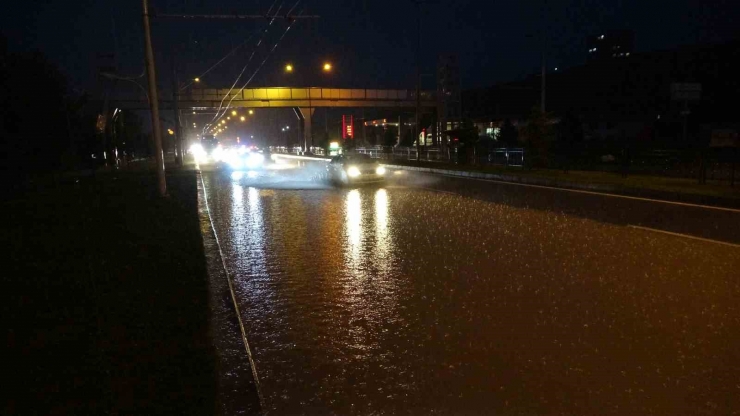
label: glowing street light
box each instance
[285,64,293,72]
[248,109,254,115]
[194,77,200,83]
[231,110,237,116]
[240,116,246,121]
[323,62,332,72]
[227,116,231,120]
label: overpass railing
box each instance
[186,88,435,102]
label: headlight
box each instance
[212,146,224,162]
[227,157,243,169]
[346,166,361,177]
[222,148,243,169]
[245,152,265,168]
[189,144,207,162]
[376,166,386,175]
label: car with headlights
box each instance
[211,145,267,170]
[327,153,386,185]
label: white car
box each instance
[327,154,386,185]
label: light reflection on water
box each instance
[374,188,392,277]
[215,180,407,413]
[345,189,363,270]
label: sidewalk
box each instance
[385,160,740,208]
[3,168,218,414]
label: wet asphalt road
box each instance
[201,163,740,415]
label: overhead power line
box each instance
[206,1,289,130]
[213,8,305,128]
[179,35,254,90]
[153,13,319,19]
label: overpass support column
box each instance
[299,107,315,153]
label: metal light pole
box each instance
[172,59,183,167]
[541,48,546,113]
[415,0,422,162]
[540,0,547,113]
[142,0,167,196]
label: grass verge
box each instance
[2,169,216,414]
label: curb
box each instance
[196,172,265,414]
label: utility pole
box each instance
[540,0,547,113]
[415,0,422,162]
[541,48,546,113]
[172,60,183,167]
[142,0,167,196]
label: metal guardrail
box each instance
[269,146,326,156]
[356,146,525,167]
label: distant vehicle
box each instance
[327,153,386,185]
[214,145,266,171]
[201,135,218,154]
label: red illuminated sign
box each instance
[342,115,354,139]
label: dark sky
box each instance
[3,0,739,92]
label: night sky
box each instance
[3,0,739,93]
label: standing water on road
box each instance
[203,170,740,415]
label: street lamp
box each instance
[323,62,332,72]
[285,126,290,130]
[285,64,293,72]
[231,110,237,116]
[248,109,254,115]
[240,116,246,121]
[194,77,200,83]
[227,116,231,120]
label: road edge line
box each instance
[627,225,740,248]
[197,172,266,412]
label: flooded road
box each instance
[202,165,740,415]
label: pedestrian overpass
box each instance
[113,87,436,148]
[182,87,435,109]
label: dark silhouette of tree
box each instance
[1,35,73,177]
[555,110,584,172]
[520,107,554,168]
[400,129,415,147]
[383,127,397,147]
[497,118,519,147]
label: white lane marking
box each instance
[628,225,740,248]
[432,174,740,214]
